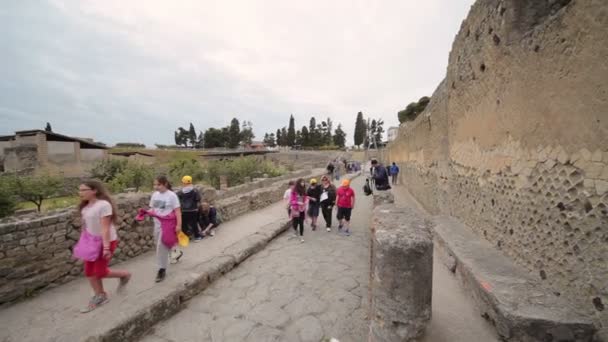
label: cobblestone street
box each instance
[144,176,371,342]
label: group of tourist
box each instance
[74,174,219,313]
[73,158,394,313]
[283,174,356,243]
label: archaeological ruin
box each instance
[388,0,607,338]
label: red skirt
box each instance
[84,240,118,278]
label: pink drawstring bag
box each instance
[136,208,178,248]
[73,228,103,262]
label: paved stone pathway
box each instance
[143,176,371,342]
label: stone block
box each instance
[372,191,395,206]
[369,205,433,342]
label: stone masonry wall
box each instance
[388,0,608,328]
[0,170,325,305]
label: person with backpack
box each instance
[319,175,337,232]
[371,159,391,190]
[176,175,203,242]
[390,162,400,185]
[198,201,220,237]
[326,162,335,180]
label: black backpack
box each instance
[179,189,200,211]
[363,179,373,196]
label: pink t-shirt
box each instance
[336,186,355,208]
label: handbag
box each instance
[73,227,103,262]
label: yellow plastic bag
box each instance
[177,231,190,247]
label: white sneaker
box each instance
[300,238,305,243]
[326,227,331,232]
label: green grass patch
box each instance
[17,195,79,212]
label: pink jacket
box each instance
[136,209,178,248]
[290,191,308,213]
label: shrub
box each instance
[108,162,154,193]
[0,176,17,217]
[204,157,285,188]
[90,159,128,182]
[114,143,146,148]
[168,158,205,184]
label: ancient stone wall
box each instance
[0,170,324,305]
[388,0,608,328]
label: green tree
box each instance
[263,133,276,147]
[195,131,204,149]
[228,118,241,148]
[13,173,64,212]
[325,118,333,145]
[398,96,430,123]
[240,121,255,146]
[188,123,197,148]
[301,126,310,147]
[287,115,296,147]
[203,128,225,148]
[354,111,366,148]
[45,122,53,132]
[174,127,189,147]
[333,124,347,148]
[374,119,385,145]
[280,127,288,146]
[276,129,282,147]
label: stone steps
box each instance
[433,216,596,342]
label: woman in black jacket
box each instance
[319,175,337,232]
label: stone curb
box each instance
[433,215,596,341]
[91,220,292,342]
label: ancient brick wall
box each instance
[0,170,324,305]
[388,0,608,328]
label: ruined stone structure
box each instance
[369,204,433,341]
[0,169,325,304]
[388,0,608,331]
[0,130,108,176]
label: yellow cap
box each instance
[341,179,350,187]
[310,178,317,184]
[182,175,193,184]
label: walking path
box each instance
[391,186,499,342]
[0,194,300,342]
[143,176,371,342]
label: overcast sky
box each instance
[0,1,474,146]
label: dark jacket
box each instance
[320,184,336,206]
[177,188,201,212]
[307,185,322,206]
[198,207,219,228]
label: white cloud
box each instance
[1,0,474,145]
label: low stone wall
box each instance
[369,204,433,341]
[0,169,325,305]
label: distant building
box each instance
[109,151,155,164]
[0,129,108,175]
[248,141,266,151]
[387,126,399,142]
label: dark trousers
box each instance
[292,212,305,236]
[321,204,333,228]
[182,211,202,238]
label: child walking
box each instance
[319,175,337,232]
[306,178,322,230]
[290,178,308,243]
[149,175,182,282]
[336,179,355,236]
[76,180,131,313]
